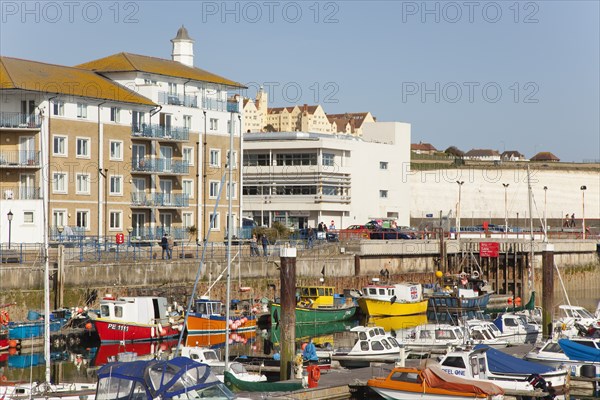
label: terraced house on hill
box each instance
[0,27,245,244]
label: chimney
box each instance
[171,25,195,67]
[303,104,308,113]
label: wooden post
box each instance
[54,245,65,309]
[542,243,555,338]
[279,247,297,381]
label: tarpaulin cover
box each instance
[424,365,505,395]
[558,339,600,362]
[474,345,555,374]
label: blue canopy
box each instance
[474,345,555,375]
[558,339,600,362]
[97,357,224,399]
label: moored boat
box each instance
[357,282,428,317]
[368,365,505,400]
[224,369,304,392]
[399,323,467,353]
[186,297,257,340]
[92,295,184,342]
[492,313,541,344]
[332,325,404,368]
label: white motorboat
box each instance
[463,320,510,348]
[332,326,404,368]
[399,323,466,353]
[439,346,569,396]
[492,313,541,344]
[180,346,267,383]
[555,305,600,337]
[525,338,600,374]
[0,382,96,400]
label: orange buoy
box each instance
[85,322,93,330]
[515,297,522,306]
[507,298,513,304]
[8,347,17,356]
[8,340,18,348]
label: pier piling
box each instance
[279,246,297,381]
[542,243,555,338]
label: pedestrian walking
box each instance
[571,213,576,227]
[261,234,269,257]
[250,234,260,256]
[161,233,169,259]
[167,235,174,259]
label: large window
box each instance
[109,211,122,230]
[243,153,271,166]
[76,173,90,194]
[209,181,220,198]
[110,141,123,160]
[52,172,67,193]
[53,136,67,156]
[272,185,317,195]
[110,176,123,195]
[76,138,90,158]
[275,153,317,166]
[209,149,220,167]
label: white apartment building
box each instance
[242,122,411,230]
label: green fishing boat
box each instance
[224,370,304,392]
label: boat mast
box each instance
[41,107,51,385]
[527,165,535,293]
[224,110,235,371]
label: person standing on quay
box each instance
[261,234,269,257]
[250,234,260,256]
[161,233,169,259]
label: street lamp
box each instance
[502,183,509,238]
[7,210,13,249]
[543,186,548,242]
[127,226,133,244]
[57,225,64,242]
[581,185,587,239]
[456,181,464,239]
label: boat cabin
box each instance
[296,286,334,308]
[558,305,597,325]
[345,326,402,354]
[361,283,423,303]
[99,296,168,324]
[194,298,224,316]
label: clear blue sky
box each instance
[2,1,598,162]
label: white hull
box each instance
[372,387,500,400]
[0,382,96,399]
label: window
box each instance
[209,181,220,198]
[183,147,193,166]
[115,306,123,318]
[226,182,237,199]
[110,107,120,123]
[110,141,123,160]
[371,341,384,351]
[53,136,67,156]
[52,210,67,227]
[226,151,237,168]
[76,103,87,118]
[183,179,193,199]
[23,211,34,224]
[441,356,466,369]
[109,211,122,230]
[76,173,90,194]
[183,115,192,129]
[52,101,64,116]
[168,82,177,95]
[76,138,90,158]
[322,153,335,166]
[380,161,388,170]
[110,176,123,195]
[76,210,89,230]
[52,172,67,193]
[209,212,220,230]
[210,118,218,130]
[380,190,388,198]
[182,212,193,228]
[275,153,317,166]
[209,149,220,167]
[243,153,271,166]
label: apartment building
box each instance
[242,122,411,230]
[0,27,245,244]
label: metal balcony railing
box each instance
[0,112,41,129]
[157,92,198,108]
[0,151,41,167]
[131,123,190,141]
[131,192,189,207]
[131,158,190,174]
[227,102,240,113]
[1,186,41,200]
[202,97,227,112]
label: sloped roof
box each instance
[411,142,438,152]
[267,106,296,114]
[0,56,155,106]
[327,112,371,128]
[465,149,500,157]
[530,151,560,161]
[501,150,525,158]
[77,52,246,89]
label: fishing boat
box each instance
[224,369,304,392]
[426,274,492,322]
[185,297,257,340]
[270,286,357,325]
[91,339,178,367]
[332,326,404,368]
[186,330,256,349]
[463,320,510,349]
[368,365,505,400]
[491,313,541,344]
[356,281,428,317]
[95,356,237,399]
[366,314,428,334]
[270,319,357,349]
[439,345,569,394]
[399,323,467,353]
[92,295,184,342]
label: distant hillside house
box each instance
[530,151,560,162]
[501,150,527,162]
[411,142,438,155]
[327,112,376,136]
[464,149,501,161]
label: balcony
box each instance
[157,92,198,108]
[131,158,190,175]
[0,112,41,129]
[131,227,188,241]
[1,186,41,200]
[202,97,227,112]
[131,123,190,142]
[131,192,189,208]
[0,151,41,168]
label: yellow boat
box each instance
[357,283,428,317]
[367,314,428,332]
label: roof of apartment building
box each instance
[465,149,500,157]
[0,56,155,106]
[77,52,246,89]
[267,106,297,114]
[411,142,438,152]
[530,151,560,161]
[327,112,373,133]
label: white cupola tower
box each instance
[171,25,194,67]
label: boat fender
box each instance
[157,323,163,336]
[471,270,480,279]
[151,327,155,338]
[310,366,321,382]
[0,310,9,325]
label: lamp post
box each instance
[7,210,13,249]
[456,181,464,239]
[543,186,548,242]
[581,185,587,239]
[502,183,509,239]
[57,225,64,242]
[127,226,133,244]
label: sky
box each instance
[1,0,599,162]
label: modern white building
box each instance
[242,121,411,230]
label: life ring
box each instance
[310,367,321,382]
[0,311,9,325]
[471,270,480,279]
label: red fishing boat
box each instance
[92,339,178,366]
[92,296,184,342]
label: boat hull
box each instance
[270,304,357,324]
[186,313,257,336]
[224,370,303,392]
[358,298,428,317]
[370,387,493,400]
[94,319,181,343]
